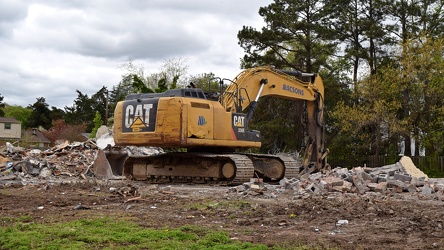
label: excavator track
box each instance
[243,153,301,180]
[223,154,255,184]
[275,154,300,179]
[121,152,254,185]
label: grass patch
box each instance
[188,199,252,212]
[0,216,269,249]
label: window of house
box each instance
[4,123,11,129]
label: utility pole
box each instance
[105,87,109,127]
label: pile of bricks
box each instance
[232,156,444,200]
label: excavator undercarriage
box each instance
[105,151,301,185]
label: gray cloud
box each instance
[0,1,28,37]
[0,0,272,108]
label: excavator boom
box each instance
[220,66,326,171]
[221,66,324,113]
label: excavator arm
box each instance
[220,66,328,173]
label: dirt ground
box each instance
[0,179,443,250]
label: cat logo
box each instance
[124,104,153,129]
[233,115,245,127]
[122,100,158,133]
[129,117,146,132]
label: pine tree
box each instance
[90,111,103,139]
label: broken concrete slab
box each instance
[387,179,407,189]
[93,150,114,180]
[96,132,115,150]
[399,156,428,181]
[368,163,401,176]
[351,168,370,194]
[361,171,378,183]
[320,176,344,187]
[394,172,412,182]
[95,125,110,140]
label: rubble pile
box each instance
[0,124,166,183]
[1,132,443,202]
[0,140,99,181]
[230,156,444,201]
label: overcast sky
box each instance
[0,0,272,109]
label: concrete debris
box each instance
[125,146,163,156]
[1,140,98,179]
[95,125,111,141]
[93,150,115,180]
[0,135,161,183]
[96,127,115,150]
[229,156,444,201]
[399,156,429,180]
[1,137,442,201]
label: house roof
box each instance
[24,129,51,143]
[0,117,20,123]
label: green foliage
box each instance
[27,97,52,129]
[330,36,444,157]
[236,0,352,156]
[108,80,136,118]
[2,105,32,129]
[236,0,444,159]
[401,37,444,156]
[0,93,4,117]
[238,0,444,160]
[0,217,270,250]
[156,77,169,93]
[90,111,103,138]
[117,58,189,96]
[132,74,154,93]
[188,72,218,90]
[64,87,108,132]
[249,97,306,154]
[238,0,336,72]
[50,106,65,122]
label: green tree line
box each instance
[237,0,444,159]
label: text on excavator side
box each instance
[282,84,304,96]
[125,104,153,128]
[233,115,245,127]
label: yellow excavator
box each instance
[106,66,328,184]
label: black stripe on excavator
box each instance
[122,99,159,133]
[232,113,261,142]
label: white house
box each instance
[0,117,21,140]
